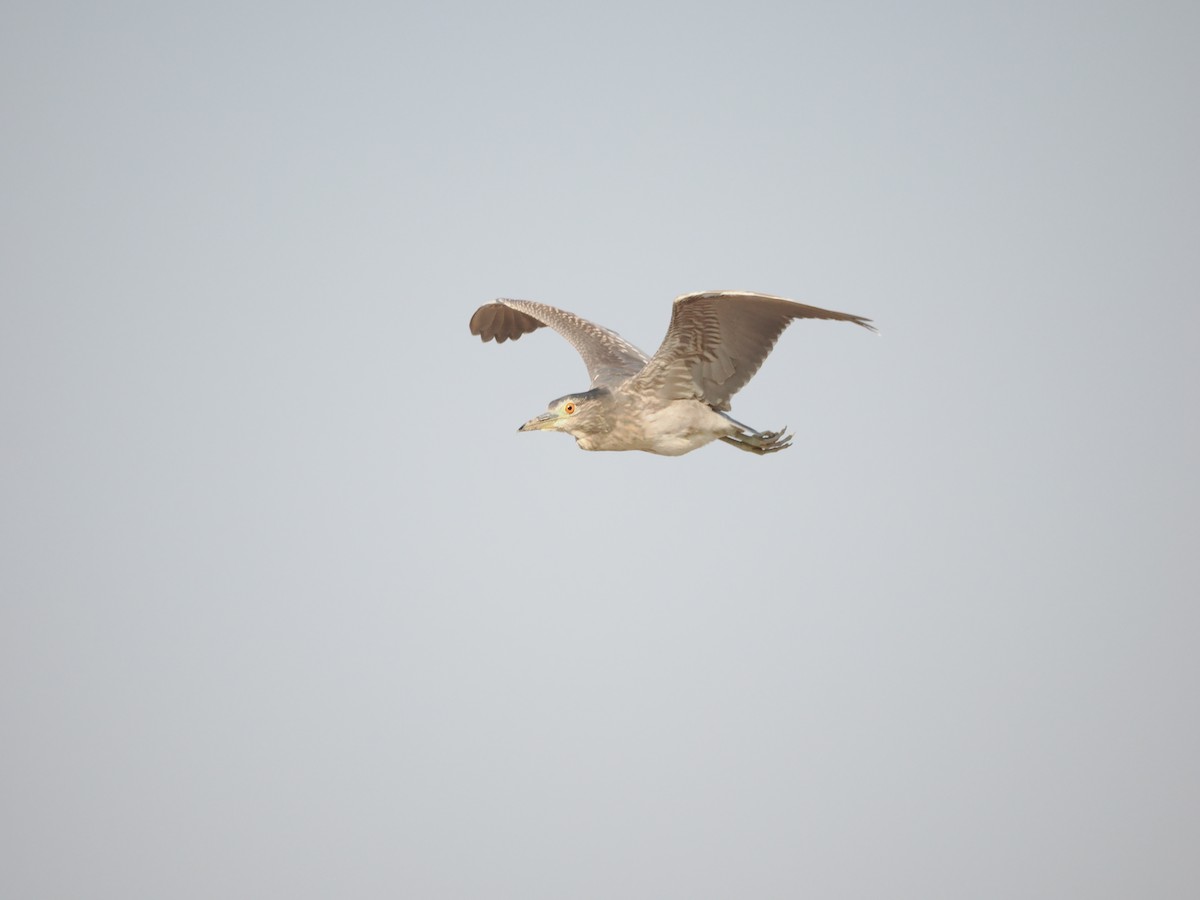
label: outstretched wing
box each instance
[469,298,651,388]
[625,291,876,410]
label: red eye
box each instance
[564,402,576,414]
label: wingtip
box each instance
[468,306,487,339]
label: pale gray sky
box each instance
[2,2,1198,898]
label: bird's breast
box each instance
[629,399,736,456]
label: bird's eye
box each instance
[564,402,576,414]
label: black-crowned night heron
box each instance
[469,290,876,456]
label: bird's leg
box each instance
[720,426,793,455]
[716,412,792,454]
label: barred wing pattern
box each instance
[469,299,651,389]
[626,291,877,411]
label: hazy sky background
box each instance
[2,2,1198,898]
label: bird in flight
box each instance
[469,290,876,456]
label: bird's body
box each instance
[617,395,735,456]
[556,389,737,456]
[470,291,875,456]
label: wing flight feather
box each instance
[626,291,876,410]
[470,299,651,388]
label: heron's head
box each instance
[519,389,611,440]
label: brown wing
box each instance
[470,299,651,388]
[626,291,876,410]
